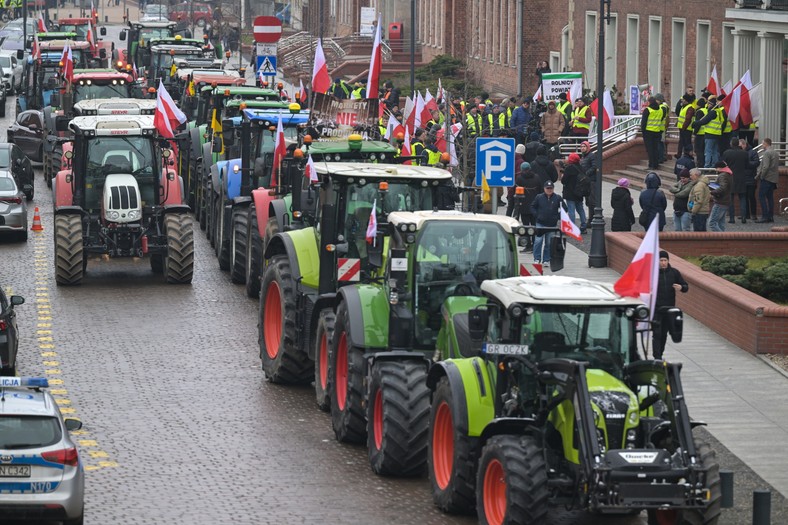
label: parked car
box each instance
[7,111,44,163]
[0,171,28,242]
[0,143,34,200]
[0,51,23,94]
[0,283,24,374]
[168,2,212,27]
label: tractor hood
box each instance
[587,369,639,451]
[103,174,142,223]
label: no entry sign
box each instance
[254,16,283,43]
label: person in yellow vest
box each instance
[675,94,696,159]
[694,96,727,167]
[556,93,572,134]
[487,104,509,137]
[692,97,707,168]
[654,93,670,163]
[465,105,483,139]
[411,128,427,165]
[424,133,442,166]
[641,96,664,169]
[569,97,592,137]
[505,97,517,121]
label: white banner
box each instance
[541,72,583,103]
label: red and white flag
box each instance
[153,80,187,138]
[311,39,331,95]
[400,126,412,164]
[747,83,762,124]
[423,89,439,117]
[366,199,377,244]
[305,154,318,184]
[613,217,661,321]
[270,113,286,187]
[707,65,720,96]
[37,13,47,33]
[32,34,40,60]
[533,85,542,103]
[298,78,307,103]
[366,15,382,99]
[559,207,583,241]
[61,46,74,83]
[402,95,414,124]
[86,21,96,52]
[721,80,732,97]
[448,123,462,166]
[588,89,614,130]
[384,112,402,141]
[91,0,98,21]
[737,70,753,126]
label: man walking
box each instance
[756,138,779,222]
[531,181,564,266]
[708,162,733,231]
[652,251,688,360]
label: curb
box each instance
[757,354,788,380]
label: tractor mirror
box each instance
[367,234,383,269]
[211,135,222,153]
[663,307,684,344]
[16,49,24,60]
[468,307,489,342]
[55,115,71,132]
[100,27,107,36]
[10,295,24,306]
[222,127,235,147]
[119,30,127,41]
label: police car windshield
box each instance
[0,416,62,448]
[74,82,131,102]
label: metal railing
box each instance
[753,141,788,165]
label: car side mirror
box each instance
[100,26,107,36]
[10,295,24,306]
[119,30,127,41]
[468,307,489,342]
[64,418,83,431]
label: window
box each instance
[648,16,662,92]
[550,51,561,75]
[671,19,686,104]
[0,416,62,449]
[696,21,711,91]
[605,14,618,90]
[561,25,570,71]
[585,12,597,89]
[721,24,734,85]
[626,15,639,88]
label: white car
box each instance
[0,53,23,94]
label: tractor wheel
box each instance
[330,301,367,444]
[244,204,263,299]
[54,214,84,286]
[428,377,477,514]
[367,360,430,476]
[230,207,248,284]
[50,143,63,190]
[163,214,194,284]
[263,214,280,252]
[258,255,311,384]
[313,310,335,412]
[206,183,215,245]
[476,435,548,525]
[216,197,231,271]
[647,441,721,525]
[150,254,164,274]
[197,162,207,231]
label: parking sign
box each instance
[475,138,516,187]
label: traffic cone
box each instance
[31,207,43,232]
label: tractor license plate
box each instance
[0,465,31,477]
[483,343,530,355]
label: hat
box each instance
[659,250,669,260]
[679,168,691,179]
[714,161,732,174]
[478,103,485,110]
[567,153,581,164]
[520,161,531,171]
[581,140,591,149]
[717,94,726,103]
[617,177,630,188]
[683,144,694,153]
[558,93,567,100]
[655,93,665,102]
[544,180,555,189]
[529,131,541,141]
[515,144,526,155]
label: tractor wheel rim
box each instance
[373,388,383,450]
[483,459,506,525]
[335,333,348,410]
[319,333,329,389]
[432,401,454,490]
[263,282,282,359]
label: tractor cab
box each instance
[120,21,178,69]
[304,136,398,164]
[39,41,91,69]
[54,18,99,42]
[146,42,206,90]
[178,68,244,119]
[70,70,135,104]
[18,55,64,112]
[34,31,77,43]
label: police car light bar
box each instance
[0,377,50,388]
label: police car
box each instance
[0,377,84,524]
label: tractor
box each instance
[143,39,207,92]
[52,17,113,65]
[52,115,193,285]
[117,21,181,69]
[320,210,532,477]
[425,276,721,525]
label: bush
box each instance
[763,263,788,303]
[700,255,748,276]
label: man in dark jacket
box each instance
[653,250,689,360]
[579,140,598,229]
[673,145,696,180]
[722,137,750,223]
[708,161,733,231]
[514,163,541,252]
[641,97,664,169]
[669,170,694,231]
[531,145,558,189]
[530,181,564,265]
[639,172,668,231]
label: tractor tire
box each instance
[54,214,84,286]
[330,301,367,444]
[197,163,207,231]
[428,376,477,514]
[313,310,335,412]
[258,255,312,384]
[150,254,164,274]
[163,214,194,284]
[476,435,549,525]
[230,207,247,284]
[367,360,430,477]
[244,204,263,299]
[49,143,63,190]
[647,441,721,525]
[206,183,215,245]
[216,197,231,271]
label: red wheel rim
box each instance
[319,332,329,390]
[483,458,506,525]
[335,333,348,410]
[373,388,383,450]
[263,281,282,359]
[432,401,454,490]
[655,509,679,525]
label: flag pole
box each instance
[589,0,610,268]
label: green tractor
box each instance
[259,163,458,385]
[425,276,721,525]
[319,210,531,476]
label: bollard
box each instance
[720,470,734,508]
[752,489,771,525]
[104,15,108,23]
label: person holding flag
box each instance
[651,251,688,359]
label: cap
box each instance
[683,144,694,153]
[543,180,555,189]
[520,161,531,171]
[529,131,541,141]
[558,93,567,100]
[655,93,665,102]
[679,168,691,179]
[567,153,581,164]
[617,177,630,188]
[659,250,669,260]
[515,144,526,155]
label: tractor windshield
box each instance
[84,136,158,210]
[511,306,634,377]
[74,82,132,102]
[414,221,515,347]
[57,24,90,39]
[139,28,173,41]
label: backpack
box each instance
[576,172,592,198]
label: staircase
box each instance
[605,158,681,195]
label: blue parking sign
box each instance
[475,138,516,187]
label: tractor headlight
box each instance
[408,223,416,232]
[405,234,416,244]
[628,411,638,424]
[399,223,408,232]
[510,306,523,318]
[635,306,650,319]
[127,209,140,220]
[516,226,527,236]
[379,153,386,161]
[107,210,120,220]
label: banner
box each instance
[310,93,380,138]
[541,72,583,103]
[629,85,641,114]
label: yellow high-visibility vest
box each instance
[645,107,663,132]
[704,108,725,136]
[677,104,694,129]
[694,108,707,135]
[571,106,590,130]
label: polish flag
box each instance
[384,112,402,140]
[32,34,40,60]
[560,207,583,241]
[61,46,74,83]
[305,154,318,184]
[91,0,98,21]
[366,15,382,99]
[747,83,762,124]
[86,21,96,52]
[402,95,414,125]
[400,126,411,165]
[707,65,720,96]
[437,78,444,103]
[721,82,742,126]
[448,123,462,166]
[533,85,542,103]
[414,91,425,129]
[721,80,732,97]
[737,70,753,126]
[154,80,187,138]
[270,113,286,187]
[298,78,307,103]
[38,13,47,33]
[366,199,377,244]
[613,217,661,320]
[258,69,265,87]
[311,39,331,95]
[423,89,439,119]
[588,89,614,130]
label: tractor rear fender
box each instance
[265,228,320,289]
[309,293,341,360]
[225,158,243,199]
[211,160,228,194]
[189,126,203,160]
[251,188,275,236]
[54,170,74,208]
[438,296,488,360]
[427,358,496,438]
[160,168,183,205]
[335,285,390,350]
[232,196,252,207]
[54,205,84,217]
[161,204,191,216]
[264,232,304,284]
[478,417,539,450]
[368,350,430,369]
[269,197,290,230]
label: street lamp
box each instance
[588,0,611,268]
[410,0,414,95]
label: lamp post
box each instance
[588,0,611,268]
[409,0,414,95]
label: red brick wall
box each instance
[657,232,788,258]
[606,232,788,354]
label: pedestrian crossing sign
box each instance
[257,55,277,76]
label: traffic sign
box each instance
[256,43,277,57]
[254,16,283,43]
[475,138,516,187]
[257,55,277,76]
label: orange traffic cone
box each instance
[31,207,43,232]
